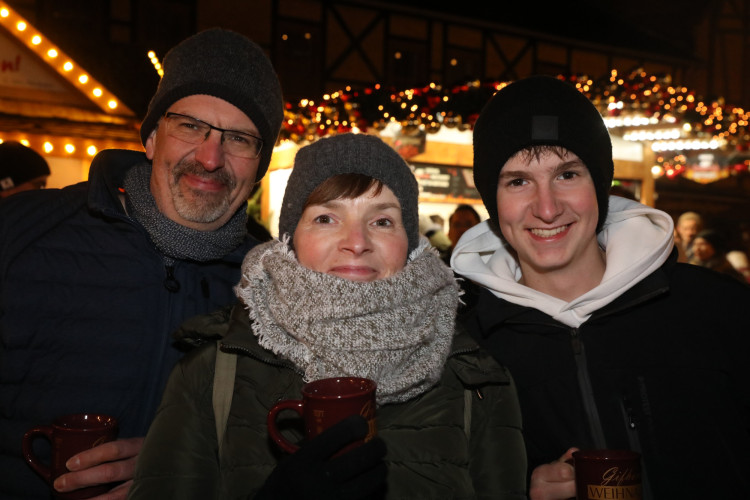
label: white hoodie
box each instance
[450,196,675,328]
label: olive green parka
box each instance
[129,305,527,500]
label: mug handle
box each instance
[267,400,304,454]
[22,426,54,484]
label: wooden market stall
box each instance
[0,4,141,189]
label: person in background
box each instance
[0,141,50,198]
[451,75,750,499]
[689,229,746,282]
[0,28,283,500]
[726,249,750,283]
[420,213,452,256]
[129,133,527,500]
[445,204,482,263]
[674,210,703,262]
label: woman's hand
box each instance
[52,437,144,500]
[529,447,578,500]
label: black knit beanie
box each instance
[473,75,614,232]
[0,141,50,192]
[279,133,420,253]
[140,28,284,180]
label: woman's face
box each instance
[692,237,715,261]
[293,184,409,282]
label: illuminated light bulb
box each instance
[92,88,102,97]
[31,35,41,45]
[651,165,664,177]
[147,51,156,58]
[107,100,118,109]
[47,48,58,58]
[16,21,26,31]
[63,62,73,71]
[87,145,97,156]
[43,142,53,153]
[0,8,8,17]
[20,139,30,147]
[65,144,75,154]
[78,74,88,84]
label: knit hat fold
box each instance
[473,75,614,232]
[278,133,420,252]
[140,28,283,180]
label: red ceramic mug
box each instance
[267,377,377,454]
[23,413,119,500]
[571,449,642,500]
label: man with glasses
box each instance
[0,28,283,499]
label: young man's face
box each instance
[144,94,262,231]
[496,149,601,281]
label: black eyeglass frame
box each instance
[162,112,264,159]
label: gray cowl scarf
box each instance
[123,163,248,262]
[234,237,460,405]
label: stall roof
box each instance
[0,3,141,158]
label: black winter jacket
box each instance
[0,150,257,499]
[460,254,750,499]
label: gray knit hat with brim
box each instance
[279,133,420,253]
[473,75,614,233]
[140,28,283,180]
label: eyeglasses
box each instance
[162,112,263,159]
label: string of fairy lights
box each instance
[272,69,750,181]
[3,0,747,180]
[0,2,138,159]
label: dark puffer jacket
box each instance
[0,150,257,499]
[461,253,750,499]
[129,305,528,500]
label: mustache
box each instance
[172,160,236,189]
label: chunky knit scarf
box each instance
[123,163,248,262]
[235,238,460,405]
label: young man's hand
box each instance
[53,437,144,500]
[528,447,578,500]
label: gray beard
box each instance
[169,161,236,224]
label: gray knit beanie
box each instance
[279,133,420,252]
[140,28,284,180]
[473,75,614,233]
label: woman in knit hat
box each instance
[130,133,526,499]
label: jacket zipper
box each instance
[570,327,607,449]
[221,342,305,376]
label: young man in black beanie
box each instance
[0,29,283,499]
[451,75,750,499]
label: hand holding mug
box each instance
[267,377,377,454]
[529,447,577,500]
[23,413,119,500]
[53,436,144,500]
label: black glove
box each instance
[255,415,387,500]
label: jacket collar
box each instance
[87,149,149,216]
